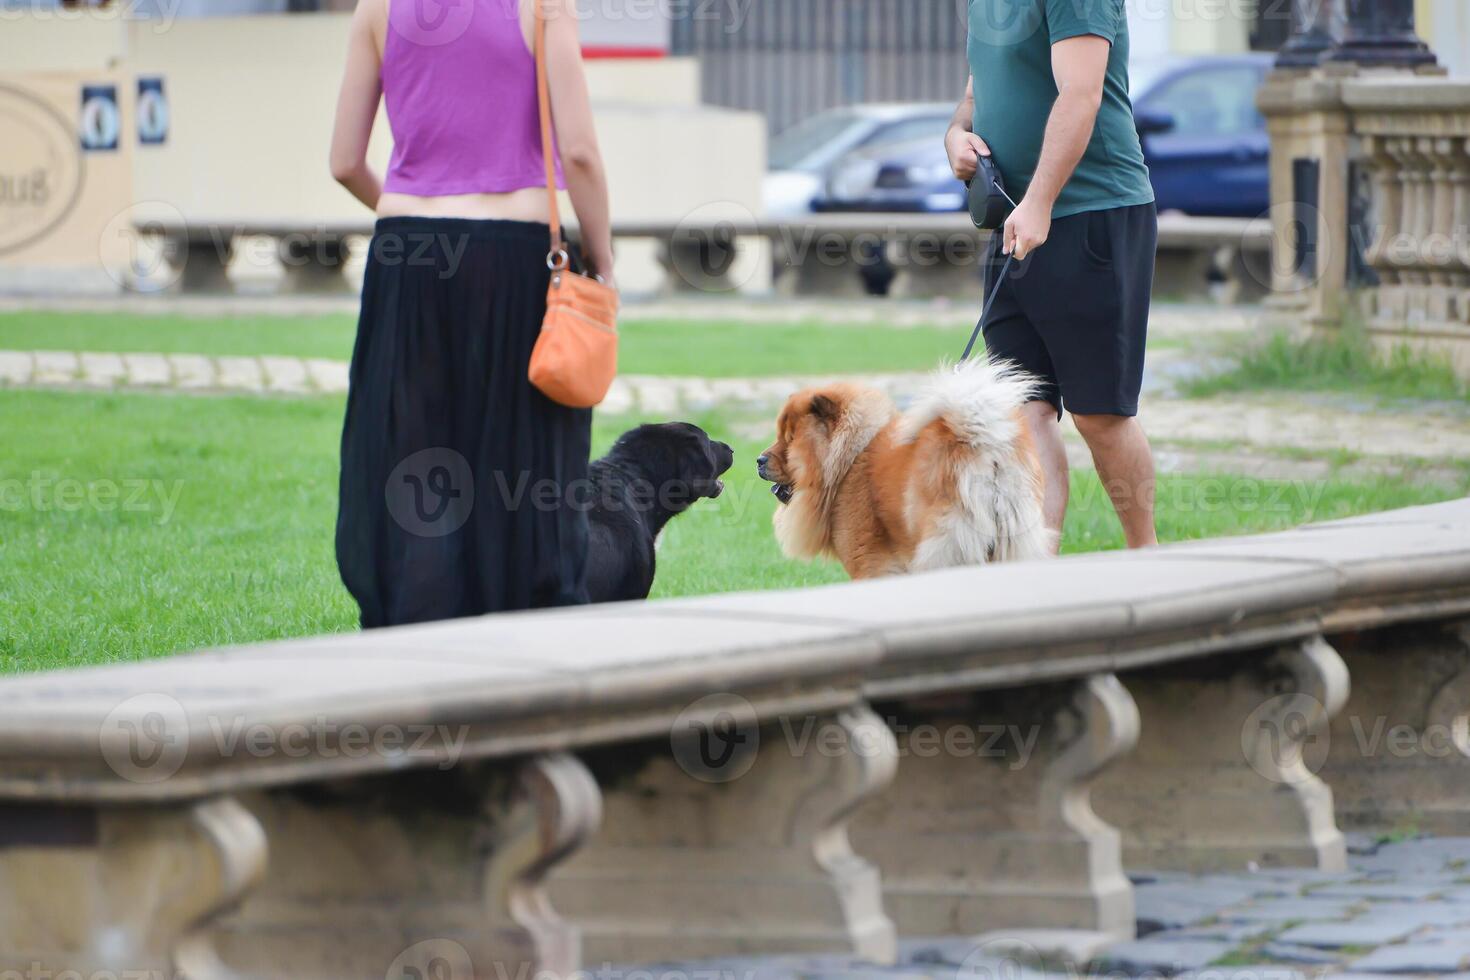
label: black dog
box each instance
[585,422,735,603]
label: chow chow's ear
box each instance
[809,393,840,423]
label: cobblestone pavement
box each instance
[7,349,1470,467]
[618,836,1470,980]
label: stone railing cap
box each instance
[0,499,1465,801]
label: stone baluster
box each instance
[1450,136,1470,324]
[848,674,1141,941]
[206,753,602,980]
[1386,137,1429,303]
[1361,133,1405,321]
[1423,137,1458,321]
[0,797,268,979]
[1324,621,1470,834]
[548,705,900,965]
[1093,637,1350,873]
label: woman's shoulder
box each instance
[353,0,390,50]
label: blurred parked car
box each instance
[763,103,954,217]
[811,138,963,213]
[1132,54,1272,217]
[810,55,1273,218]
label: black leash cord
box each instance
[960,175,1019,363]
[960,251,1015,363]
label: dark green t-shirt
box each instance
[968,0,1154,218]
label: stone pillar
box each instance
[849,674,1140,941]
[1331,0,1436,67]
[1256,69,1355,328]
[1323,621,1470,835]
[1094,637,1350,873]
[0,797,267,979]
[1275,0,1342,68]
[209,754,601,980]
[1257,0,1442,336]
[549,705,898,965]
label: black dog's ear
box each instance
[809,394,840,423]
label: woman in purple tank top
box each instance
[327,0,614,626]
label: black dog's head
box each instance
[601,422,735,513]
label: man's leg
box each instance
[1022,400,1068,553]
[1071,413,1157,549]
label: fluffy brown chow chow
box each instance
[757,360,1052,579]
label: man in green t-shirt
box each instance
[946,0,1159,550]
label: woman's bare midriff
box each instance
[376,187,550,222]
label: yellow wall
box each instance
[1169,3,1251,55]
[0,72,135,286]
[0,11,756,289]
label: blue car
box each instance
[1132,54,1272,217]
[812,54,1273,218]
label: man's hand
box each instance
[1003,196,1051,261]
[945,127,991,181]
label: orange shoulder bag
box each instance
[527,0,619,409]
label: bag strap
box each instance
[533,0,567,270]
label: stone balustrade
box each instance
[132,212,1270,303]
[1343,78,1470,361]
[1,499,1469,978]
[1259,69,1470,375]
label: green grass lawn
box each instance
[3,387,1462,674]
[1185,327,1470,405]
[0,311,973,378]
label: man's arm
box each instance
[1003,34,1110,259]
[944,76,992,181]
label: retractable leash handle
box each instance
[960,158,1021,363]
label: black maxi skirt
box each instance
[336,217,591,628]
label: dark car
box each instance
[813,54,1273,218]
[1132,54,1273,217]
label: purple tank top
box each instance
[382,0,563,197]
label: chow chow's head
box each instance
[758,384,892,559]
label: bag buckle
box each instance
[547,248,570,271]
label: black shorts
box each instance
[982,202,1157,418]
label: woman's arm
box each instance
[329,0,385,211]
[539,0,616,285]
